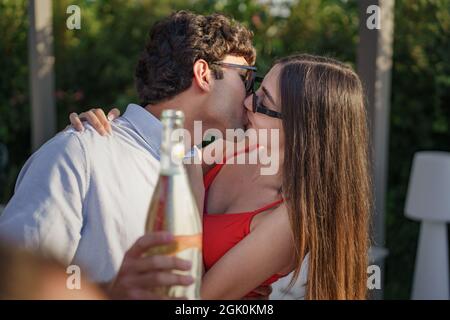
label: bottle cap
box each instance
[161,109,184,120]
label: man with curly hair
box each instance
[0,11,258,299]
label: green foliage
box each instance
[0,0,30,201]
[52,0,192,122]
[385,0,450,299]
[281,0,359,64]
[0,0,449,298]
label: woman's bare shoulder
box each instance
[269,202,290,227]
[265,203,296,273]
[253,202,290,233]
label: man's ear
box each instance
[193,59,212,92]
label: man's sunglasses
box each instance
[212,62,258,95]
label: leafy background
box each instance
[0,0,449,299]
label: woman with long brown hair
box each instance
[70,53,371,300]
[276,54,371,299]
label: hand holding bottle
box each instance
[107,232,194,300]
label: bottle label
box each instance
[146,233,202,256]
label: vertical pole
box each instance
[357,0,395,299]
[28,0,56,151]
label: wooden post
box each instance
[28,0,56,151]
[357,0,395,299]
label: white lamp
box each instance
[405,151,450,300]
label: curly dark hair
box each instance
[135,11,256,106]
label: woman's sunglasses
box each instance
[252,92,283,119]
[251,76,283,119]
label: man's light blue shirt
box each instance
[0,104,163,282]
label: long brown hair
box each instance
[278,54,372,299]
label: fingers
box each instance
[76,111,103,135]
[107,108,121,121]
[69,107,118,135]
[69,113,85,132]
[126,232,174,259]
[133,255,192,273]
[77,108,112,136]
[93,108,112,135]
[131,271,194,289]
[82,109,107,136]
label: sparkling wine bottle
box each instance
[145,109,203,299]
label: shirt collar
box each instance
[122,103,162,157]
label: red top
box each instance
[202,145,287,297]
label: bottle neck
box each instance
[160,116,185,175]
